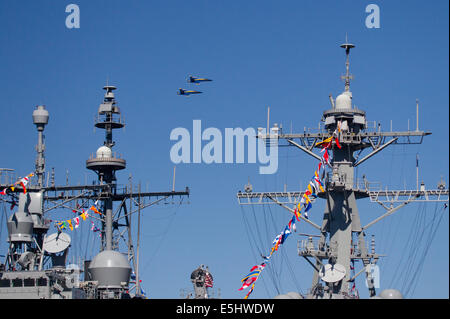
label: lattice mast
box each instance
[237,42,448,299]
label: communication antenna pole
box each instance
[237,41,449,299]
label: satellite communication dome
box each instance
[96,146,112,158]
[335,91,352,109]
[274,292,303,299]
[379,289,403,299]
[88,250,131,289]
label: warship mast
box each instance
[1,85,190,299]
[86,85,126,251]
[237,42,449,299]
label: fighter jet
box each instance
[187,75,213,84]
[177,88,202,96]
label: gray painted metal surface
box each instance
[236,42,449,299]
[1,85,189,299]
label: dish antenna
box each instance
[43,232,71,254]
[319,263,346,283]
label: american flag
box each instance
[205,272,213,288]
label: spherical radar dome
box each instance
[96,146,112,158]
[379,289,403,299]
[335,92,352,109]
[88,250,132,288]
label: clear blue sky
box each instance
[0,0,448,299]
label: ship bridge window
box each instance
[12,279,23,287]
[37,278,48,286]
[0,279,10,287]
[24,278,35,287]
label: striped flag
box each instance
[315,136,333,147]
[288,214,297,232]
[205,272,213,288]
[238,276,257,291]
[244,283,255,299]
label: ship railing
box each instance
[94,113,125,125]
[353,178,382,192]
[87,152,125,160]
[0,168,16,186]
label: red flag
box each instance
[238,276,257,291]
[19,182,27,194]
[334,137,341,149]
[205,273,213,288]
[90,206,101,215]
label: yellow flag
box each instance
[90,206,101,215]
[315,136,333,147]
[67,219,73,231]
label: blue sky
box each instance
[0,1,448,299]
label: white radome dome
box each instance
[335,91,352,109]
[96,146,112,158]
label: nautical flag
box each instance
[14,173,34,194]
[241,270,262,282]
[90,221,102,237]
[288,214,297,232]
[315,136,333,147]
[0,188,10,195]
[74,217,80,229]
[308,181,317,193]
[280,225,291,244]
[238,276,257,291]
[19,182,27,194]
[313,171,325,192]
[293,206,301,221]
[205,272,214,288]
[334,137,342,149]
[303,201,312,212]
[242,269,261,281]
[307,183,316,197]
[244,283,255,299]
[271,241,280,253]
[322,148,331,167]
[140,286,147,298]
[250,263,266,273]
[90,205,101,215]
[301,193,311,205]
[67,219,73,231]
[80,210,87,221]
[272,233,282,247]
